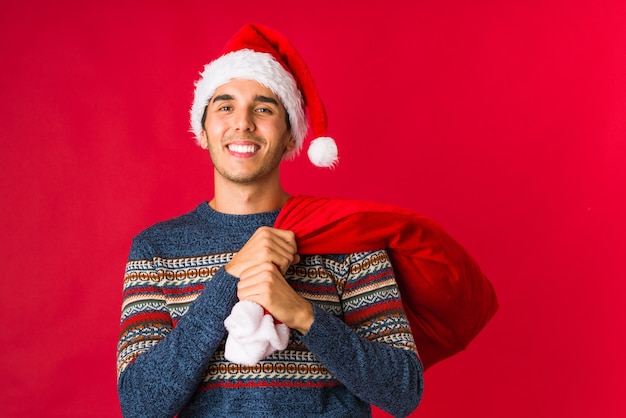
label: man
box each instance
[117,24,424,417]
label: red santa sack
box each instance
[274,195,498,370]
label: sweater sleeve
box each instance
[116,237,239,418]
[298,250,424,418]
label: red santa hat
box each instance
[190,23,338,168]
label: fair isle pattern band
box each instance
[118,249,417,387]
[201,348,338,390]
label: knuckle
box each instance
[257,226,272,237]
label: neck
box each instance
[210,174,291,215]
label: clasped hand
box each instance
[225,226,313,334]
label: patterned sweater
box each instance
[117,202,423,417]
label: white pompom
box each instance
[307,136,339,168]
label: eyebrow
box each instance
[254,95,279,106]
[212,94,234,103]
[211,94,279,106]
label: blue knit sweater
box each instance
[117,202,423,417]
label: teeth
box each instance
[228,144,257,153]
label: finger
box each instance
[237,263,282,300]
[252,229,298,273]
[238,262,280,286]
[226,228,298,277]
[254,227,298,256]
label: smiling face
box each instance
[200,79,295,186]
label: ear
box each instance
[200,130,209,150]
[284,136,296,153]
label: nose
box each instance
[233,108,255,132]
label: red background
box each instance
[2,1,625,417]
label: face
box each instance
[200,79,295,185]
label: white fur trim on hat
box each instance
[190,49,307,160]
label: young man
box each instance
[117,24,424,417]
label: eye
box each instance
[255,107,272,114]
[218,105,233,111]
